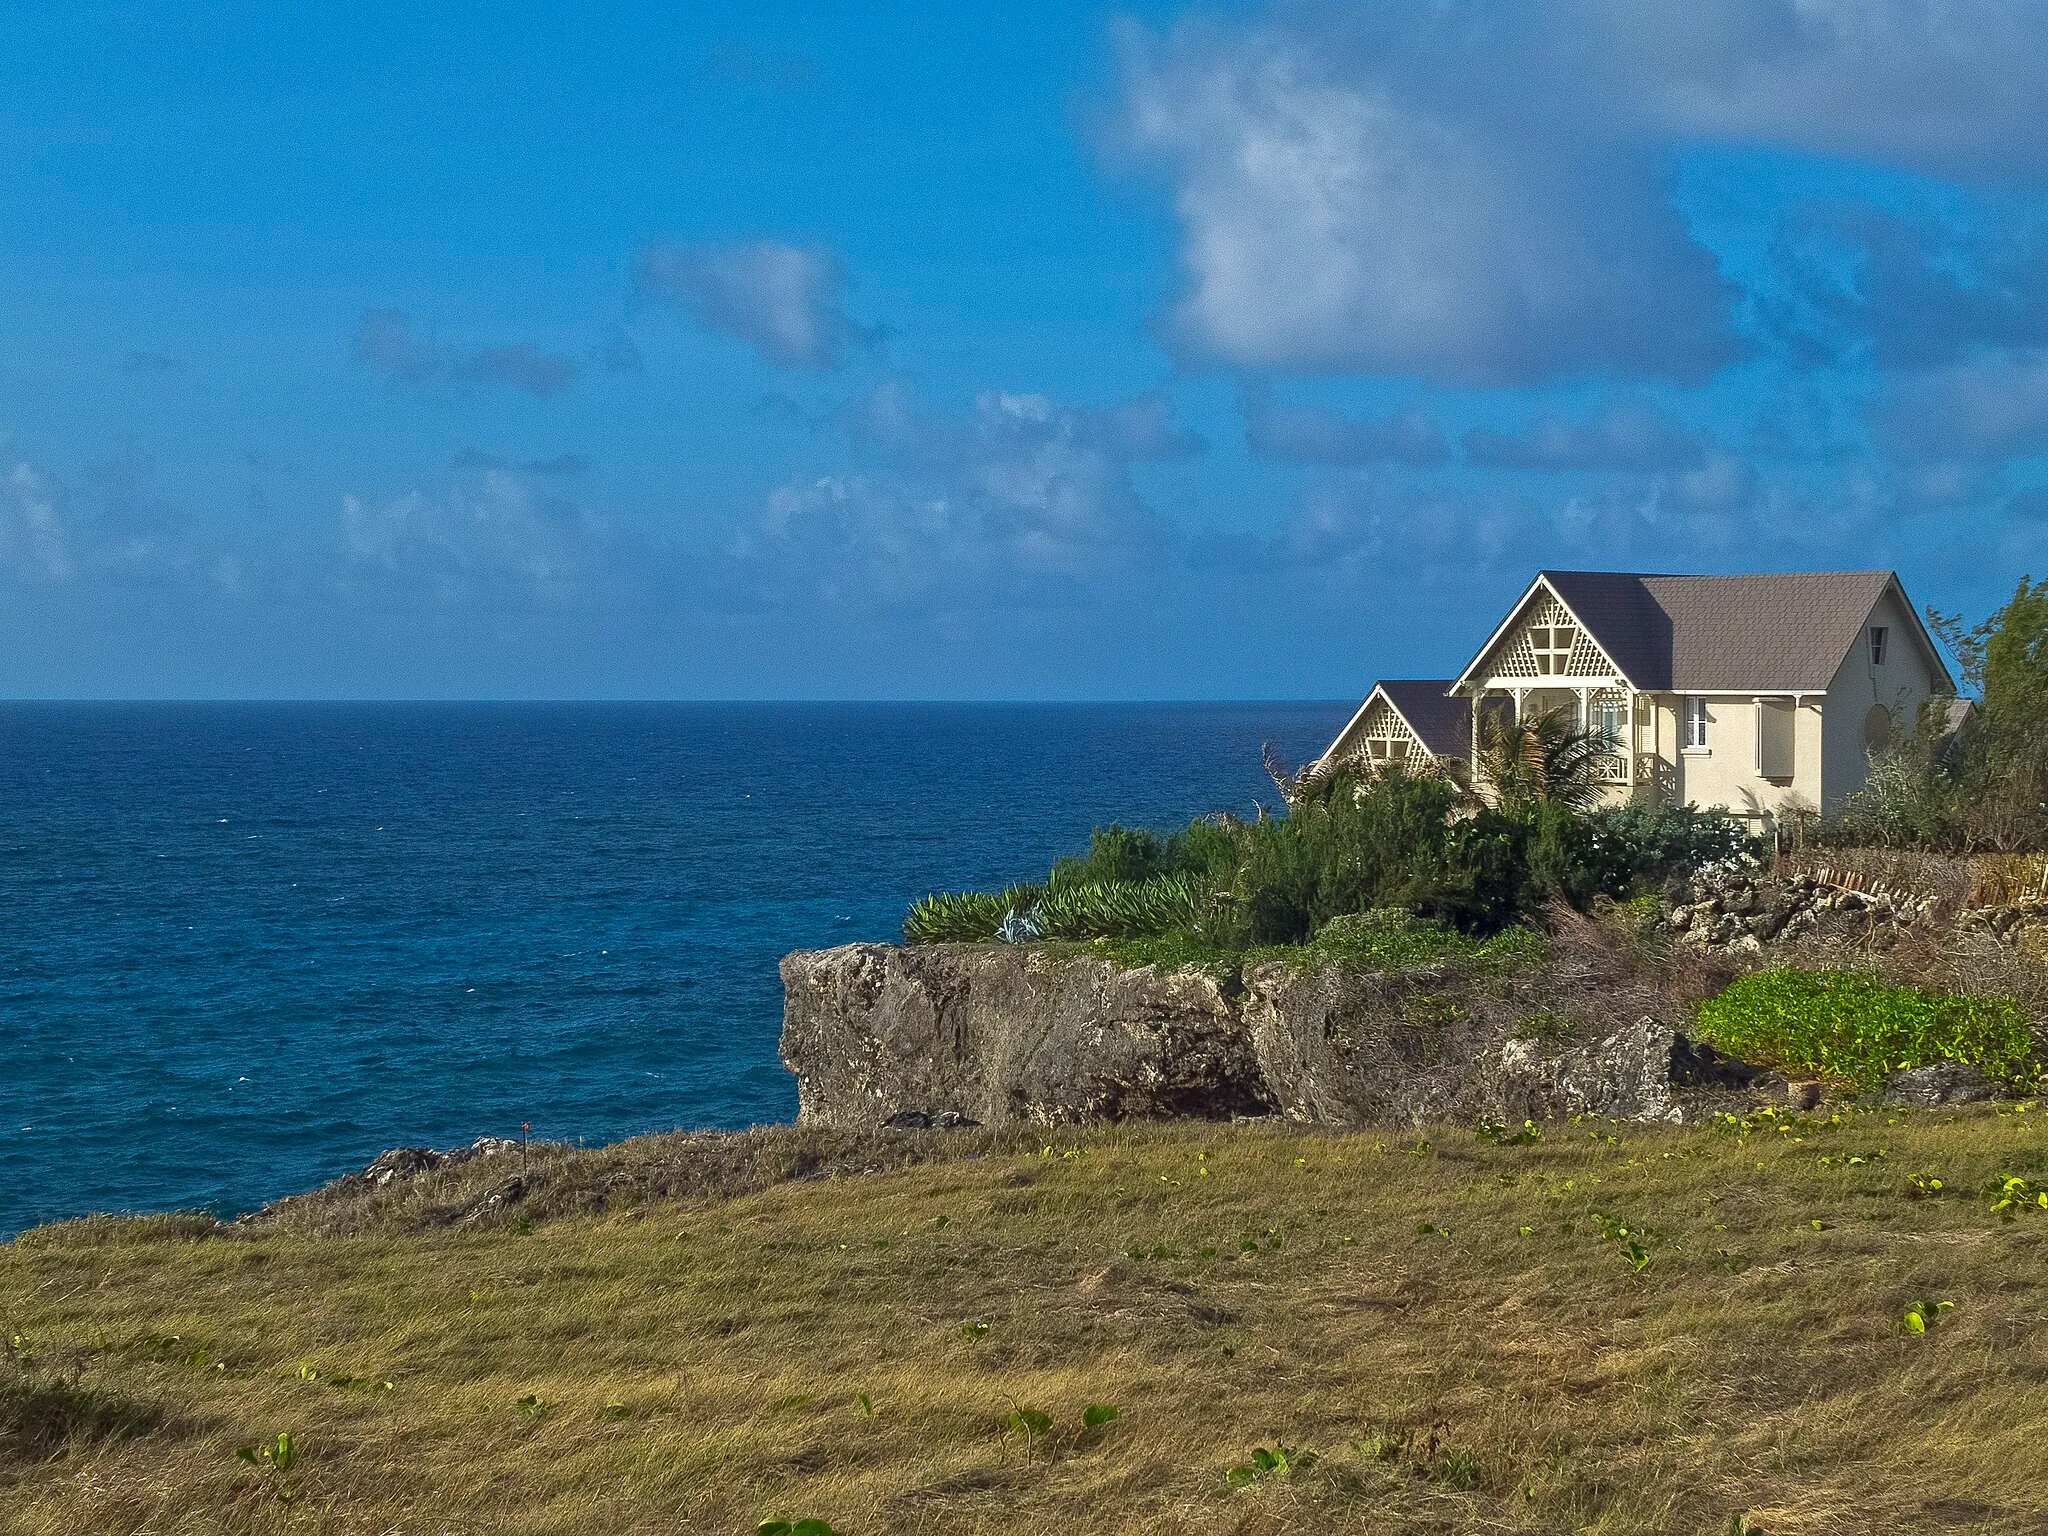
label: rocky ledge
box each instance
[779,943,1681,1131]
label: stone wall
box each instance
[780,943,1680,1132]
[1667,862,2048,957]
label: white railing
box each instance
[1592,753,1631,784]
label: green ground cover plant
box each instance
[1694,968,2040,1087]
[7,1111,2048,1534]
[904,771,1755,955]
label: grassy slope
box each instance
[6,1112,2048,1536]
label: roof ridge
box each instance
[1539,568,1895,580]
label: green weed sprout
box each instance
[1226,1444,1318,1489]
[1082,1403,1120,1429]
[757,1521,840,1536]
[1991,1175,2048,1220]
[960,1320,989,1339]
[1903,1299,1955,1334]
[234,1431,299,1503]
[1004,1401,1053,1455]
[854,1392,874,1419]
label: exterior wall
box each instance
[1817,586,1943,814]
[1669,696,1828,824]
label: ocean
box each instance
[0,701,1350,1237]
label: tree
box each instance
[1474,707,1614,818]
[1928,577,2048,851]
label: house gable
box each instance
[1322,680,1470,765]
[1451,575,1630,692]
[1324,686,1424,766]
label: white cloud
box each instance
[637,240,879,370]
[1602,0,2048,180]
[1111,1,2048,385]
[0,462,75,581]
[1112,11,1741,384]
[340,468,605,603]
[725,384,1182,608]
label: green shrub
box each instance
[1051,824,1171,885]
[901,759,1746,954]
[1695,969,2039,1088]
[1583,802,1763,884]
[1034,873,1206,940]
[902,885,1042,943]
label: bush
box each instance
[1584,803,1762,884]
[902,768,1759,954]
[1695,968,2039,1088]
[1051,824,1171,885]
[1825,741,1965,851]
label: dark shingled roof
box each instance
[1376,680,1472,758]
[1531,570,1936,692]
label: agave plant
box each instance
[1474,707,1614,816]
[1034,872,1206,940]
[903,885,1046,943]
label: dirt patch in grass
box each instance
[7,1108,2048,1535]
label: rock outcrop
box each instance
[1667,861,2048,959]
[1666,865,1938,953]
[780,943,1681,1131]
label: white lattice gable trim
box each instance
[1325,688,1430,764]
[1463,583,1621,685]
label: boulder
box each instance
[1668,1032,1775,1089]
[1882,1061,1994,1107]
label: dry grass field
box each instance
[6,1107,2048,1536]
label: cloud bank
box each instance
[1112,0,2048,385]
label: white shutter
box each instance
[1757,699,1795,779]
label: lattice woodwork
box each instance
[1566,631,1608,675]
[1483,594,1619,681]
[1345,696,1421,763]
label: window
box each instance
[1869,626,1888,666]
[1684,697,1709,750]
[1529,625,1577,675]
[1594,696,1625,747]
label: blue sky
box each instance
[2,1,2045,698]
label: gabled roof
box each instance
[1376,680,1472,757]
[1323,679,1470,763]
[1454,570,1953,694]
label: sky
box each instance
[2,0,2046,699]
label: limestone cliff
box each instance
[779,943,1680,1130]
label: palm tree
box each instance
[1474,706,1614,817]
[1262,742,1446,810]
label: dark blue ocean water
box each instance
[0,702,1348,1237]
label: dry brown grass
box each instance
[7,1109,2048,1536]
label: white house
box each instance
[1322,570,1954,826]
